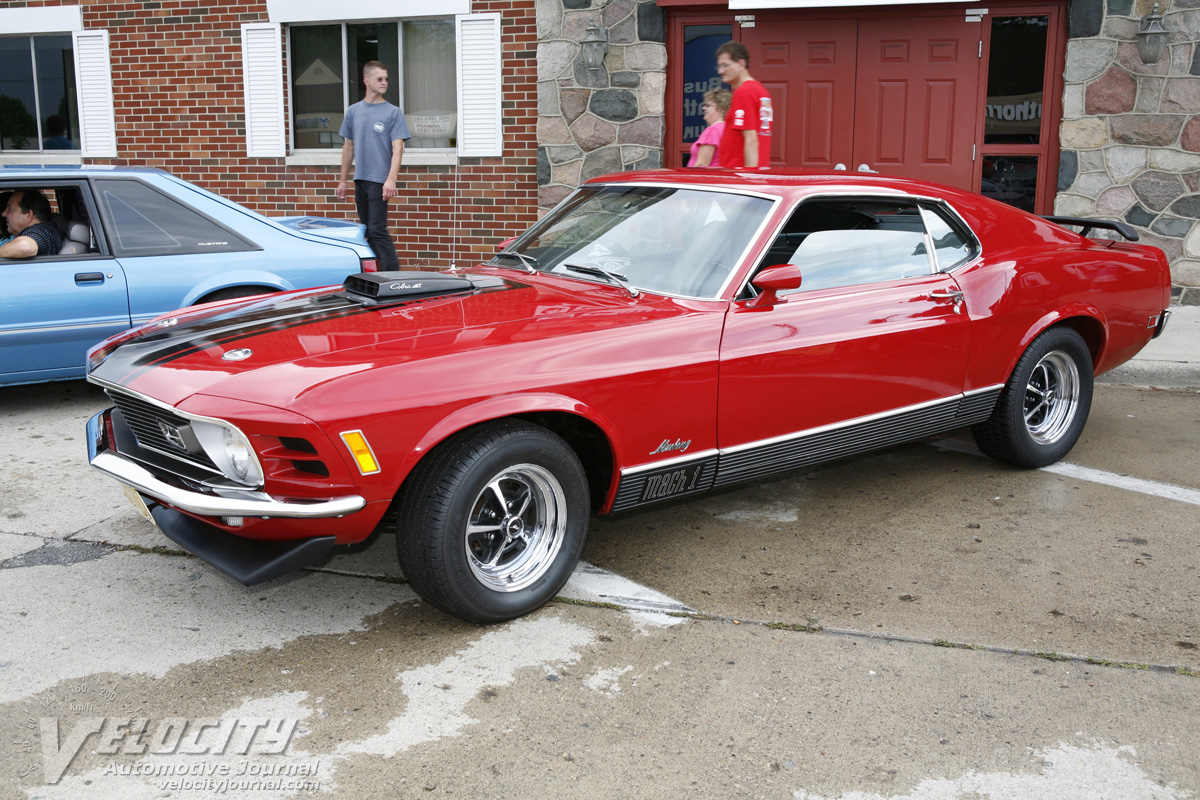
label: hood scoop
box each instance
[341,271,501,306]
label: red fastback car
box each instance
[86,170,1172,623]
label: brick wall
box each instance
[2,0,539,268]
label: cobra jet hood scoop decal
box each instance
[341,271,481,305]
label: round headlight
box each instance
[224,427,254,482]
[192,420,264,487]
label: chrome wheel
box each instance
[973,326,1093,468]
[465,464,568,592]
[395,420,589,623]
[1022,350,1081,445]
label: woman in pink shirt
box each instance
[688,89,731,168]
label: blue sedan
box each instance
[1,166,377,386]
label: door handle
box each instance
[930,289,964,313]
[75,272,105,284]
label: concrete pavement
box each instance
[1099,304,1200,389]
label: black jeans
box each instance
[354,180,399,271]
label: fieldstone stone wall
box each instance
[537,0,666,211]
[1058,0,1200,303]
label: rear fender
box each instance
[1008,306,1107,380]
[181,271,292,307]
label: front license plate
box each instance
[123,484,155,524]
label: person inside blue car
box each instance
[0,191,12,246]
[0,190,64,258]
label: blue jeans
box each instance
[354,180,399,272]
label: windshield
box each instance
[505,185,774,298]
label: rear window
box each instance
[96,179,254,256]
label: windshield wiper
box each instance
[488,250,538,273]
[562,263,639,298]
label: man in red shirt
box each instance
[715,41,773,170]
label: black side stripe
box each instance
[610,389,1001,513]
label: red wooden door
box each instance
[852,17,981,187]
[743,20,857,169]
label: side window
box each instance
[920,204,978,270]
[95,180,254,256]
[760,198,934,294]
[0,184,93,256]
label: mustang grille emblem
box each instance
[650,438,692,455]
[158,421,188,452]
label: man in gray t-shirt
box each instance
[336,61,410,272]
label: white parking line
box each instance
[932,438,1200,506]
[1041,462,1200,506]
[562,561,696,625]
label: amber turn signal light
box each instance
[340,430,381,475]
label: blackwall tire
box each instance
[972,326,1094,468]
[395,420,589,624]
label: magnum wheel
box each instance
[395,420,589,623]
[973,326,1094,468]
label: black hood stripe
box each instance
[91,292,370,385]
[91,279,522,387]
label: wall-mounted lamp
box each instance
[581,19,609,72]
[1136,3,1169,66]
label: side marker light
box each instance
[340,430,381,475]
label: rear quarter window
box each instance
[920,204,979,271]
[96,179,255,256]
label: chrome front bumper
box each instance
[87,409,365,519]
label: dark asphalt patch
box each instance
[1,538,115,569]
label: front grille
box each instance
[106,389,221,472]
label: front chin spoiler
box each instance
[149,502,335,585]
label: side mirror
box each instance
[496,237,516,252]
[747,264,802,308]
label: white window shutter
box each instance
[456,13,503,158]
[72,30,117,158]
[241,22,286,158]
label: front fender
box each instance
[403,391,624,489]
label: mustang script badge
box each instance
[650,438,691,455]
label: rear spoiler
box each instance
[1041,216,1139,242]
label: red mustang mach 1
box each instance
[86,170,1172,623]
